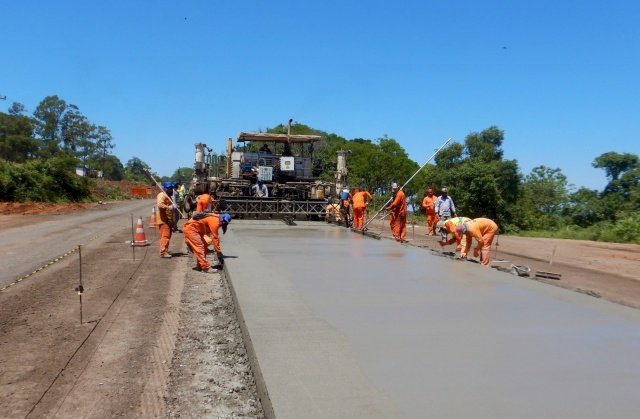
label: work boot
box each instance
[160,253,172,258]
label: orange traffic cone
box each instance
[149,206,158,228]
[133,216,150,246]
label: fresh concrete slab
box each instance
[223,220,640,419]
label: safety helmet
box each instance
[391,182,398,189]
[162,181,175,189]
[455,224,467,235]
[441,187,448,193]
[220,213,231,234]
[436,220,446,232]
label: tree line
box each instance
[2,99,638,243]
[0,95,160,201]
[267,122,640,244]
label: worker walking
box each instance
[435,187,457,240]
[183,213,231,272]
[421,188,439,236]
[387,183,407,242]
[457,218,499,267]
[436,217,471,255]
[156,181,176,258]
[351,187,373,231]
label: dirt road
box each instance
[0,202,263,418]
[367,218,640,309]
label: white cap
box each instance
[391,182,398,189]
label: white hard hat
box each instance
[391,182,398,189]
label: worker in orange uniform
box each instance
[183,213,232,272]
[156,182,176,258]
[195,192,213,212]
[325,197,342,223]
[457,218,499,267]
[351,187,373,230]
[421,188,439,236]
[387,182,407,242]
[436,217,471,255]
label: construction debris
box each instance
[535,271,562,280]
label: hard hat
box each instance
[391,182,398,189]
[436,220,446,231]
[441,187,448,193]
[220,213,231,234]
[343,188,349,193]
[162,181,175,189]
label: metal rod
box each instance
[144,169,186,218]
[550,245,557,266]
[362,137,452,231]
[79,245,83,324]
[131,214,135,261]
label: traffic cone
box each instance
[149,206,158,228]
[133,216,150,246]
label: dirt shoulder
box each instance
[0,215,263,418]
[366,219,640,310]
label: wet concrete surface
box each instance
[223,220,640,418]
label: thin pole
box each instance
[131,214,135,261]
[144,169,186,218]
[362,137,452,231]
[78,245,84,324]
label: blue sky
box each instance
[2,0,638,190]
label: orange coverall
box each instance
[182,218,211,271]
[156,191,173,256]
[440,217,471,254]
[421,194,439,235]
[462,218,499,267]
[351,190,373,230]
[387,189,407,241]
[183,215,223,271]
[325,203,342,223]
[195,193,212,212]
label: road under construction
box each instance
[1,202,640,418]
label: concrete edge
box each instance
[222,264,276,419]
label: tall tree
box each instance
[33,95,67,158]
[0,112,38,162]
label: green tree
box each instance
[33,95,67,158]
[124,157,151,183]
[0,112,38,162]
[515,166,570,230]
[171,167,194,183]
[593,152,639,183]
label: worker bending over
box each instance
[157,182,176,258]
[387,183,407,242]
[351,187,373,230]
[183,213,231,272]
[325,197,342,223]
[457,218,499,267]
[436,217,471,255]
[196,192,213,212]
[421,188,439,235]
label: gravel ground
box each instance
[165,260,265,418]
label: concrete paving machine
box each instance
[184,123,341,220]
